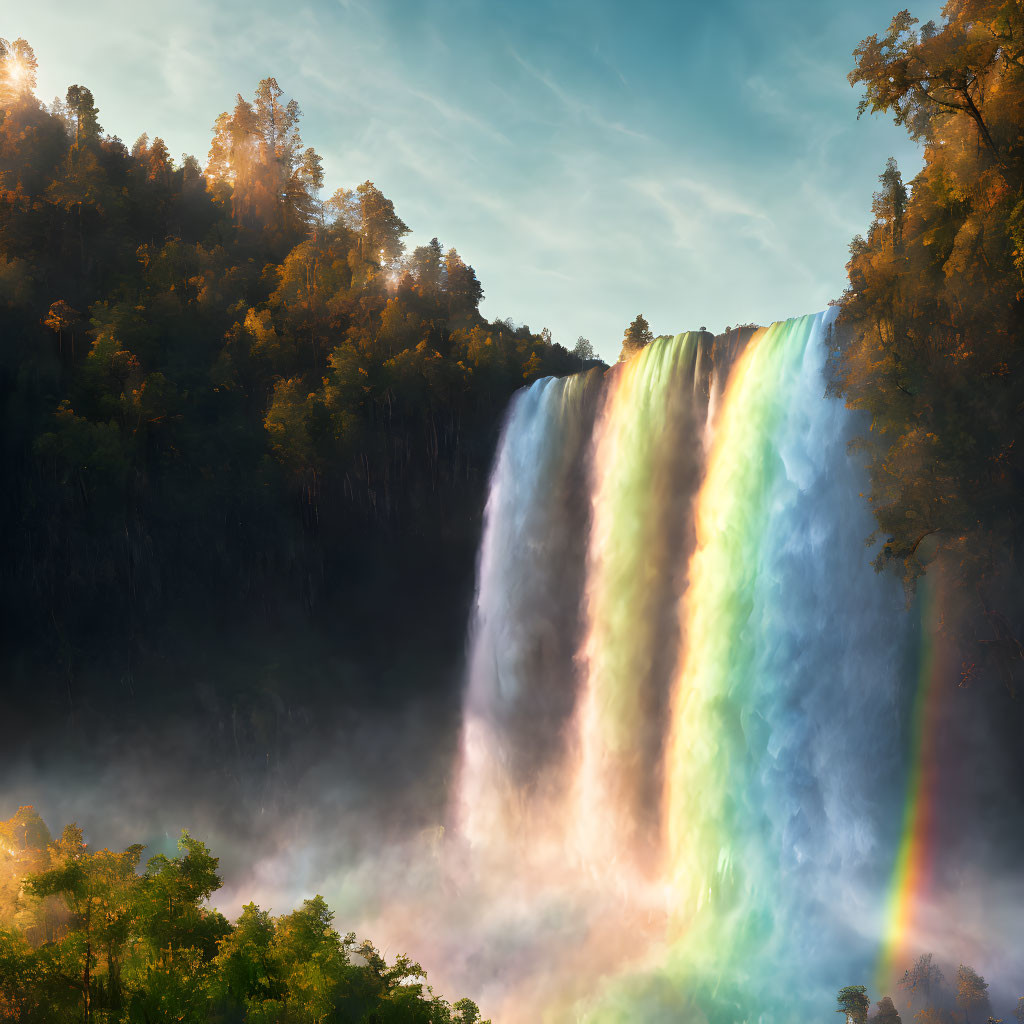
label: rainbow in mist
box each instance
[877,582,940,991]
[366,311,944,1022]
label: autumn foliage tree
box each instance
[618,313,654,361]
[830,0,1024,686]
[0,40,579,726]
[206,77,323,237]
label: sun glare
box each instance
[6,57,27,89]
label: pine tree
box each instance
[64,85,101,147]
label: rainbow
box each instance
[665,315,820,950]
[877,580,940,989]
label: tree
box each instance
[206,77,322,233]
[137,830,224,961]
[837,984,871,1024]
[411,237,444,295]
[522,349,543,381]
[274,895,349,1020]
[0,38,38,106]
[872,995,902,1023]
[0,927,40,1020]
[833,0,1024,690]
[4,810,495,1024]
[956,964,992,1024]
[44,300,82,356]
[898,953,947,1014]
[871,156,908,247]
[572,336,595,363]
[330,180,411,271]
[211,901,281,1012]
[0,806,52,905]
[64,85,101,148]
[27,824,144,1022]
[444,247,483,316]
[849,9,1002,160]
[618,313,653,362]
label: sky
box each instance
[11,0,942,361]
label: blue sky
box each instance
[13,0,940,361]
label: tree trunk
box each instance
[83,901,91,1024]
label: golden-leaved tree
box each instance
[831,0,1024,686]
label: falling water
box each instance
[456,369,604,856]
[447,310,922,1021]
[571,331,715,875]
[227,311,1021,1021]
[657,311,913,1019]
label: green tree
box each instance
[573,336,595,363]
[443,247,483,318]
[411,237,444,295]
[273,895,349,1021]
[0,926,41,1020]
[330,180,411,272]
[211,901,281,1015]
[64,85,102,148]
[837,984,871,1024]
[27,824,144,1021]
[1,810,496,1024]
[137,830,225,961]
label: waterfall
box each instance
[216,311,1019,1023]
[571,330,715,876]
[449,310,918,1021]
[657,311,912,1019]
[456,369,604,855]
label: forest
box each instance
[0,806,488,1023]
[0,36,588,736]
[836,961,1022,1024]
[830,1,1024,1018]
[830,0,1024,691]
[0,37,583,1020]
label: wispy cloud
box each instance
[13,0,935,359]
[509,49,650,141]
[407,89,513,147]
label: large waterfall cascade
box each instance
[334,309,1022,1023]
[450,310,927,1022]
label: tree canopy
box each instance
[0,47,583,732]
[831,0,1024,687]
[0,807,488,1023]
[618,313,653,362]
